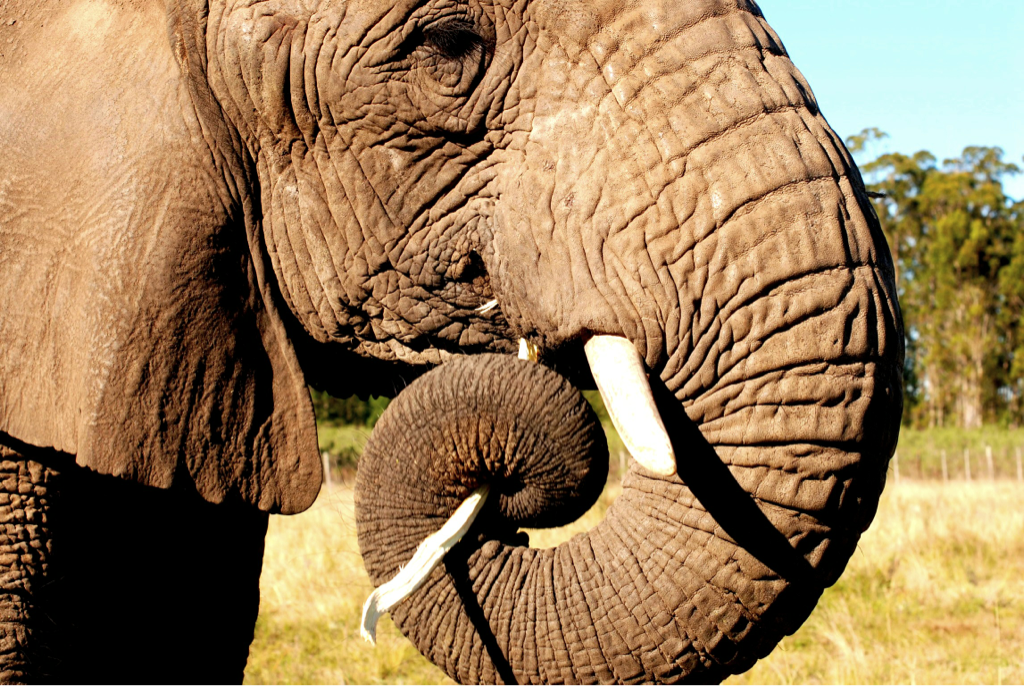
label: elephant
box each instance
[0,0,902,682]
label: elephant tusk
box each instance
[518,338,539,362]
[475,299,500,314]
[360,485,491,645]
[584,335,677,476]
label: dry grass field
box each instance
[245,479,1024,685]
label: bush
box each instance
[310,390,390,427]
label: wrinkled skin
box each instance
[0,0,902,681]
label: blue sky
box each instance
[757,1,1024,200]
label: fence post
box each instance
[986,445,994,480]
[322,451,332,488]
[1017,447,1023,483]
[941,450,949,483]
[964,448,971,481]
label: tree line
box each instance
[848,129,1024,428]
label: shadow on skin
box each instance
[0,431,266,683]
[650,377,821,588]
[446,547,519,685]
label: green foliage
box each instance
[316,425,370,472]
[310,392,390,474]
[310,390,390,427]
[848,129,1023,428]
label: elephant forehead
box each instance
[60,0,116,40]
[526,0,756,45]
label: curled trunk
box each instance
[356,349,899,684]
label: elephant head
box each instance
[0,0,902,680]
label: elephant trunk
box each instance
[356,336,899,683]
[357,4,904,678]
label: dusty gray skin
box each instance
[0,0,902,681]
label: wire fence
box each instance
[889,445,1024,483]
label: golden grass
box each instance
[244,483,449,685]
[727,481,1024,685]
[247,481,1024,685]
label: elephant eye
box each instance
[422,18,487,61]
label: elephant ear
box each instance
[0,13,321,512]
[0,182,322,514]
[76,214,324,515]
[0,187,324,513]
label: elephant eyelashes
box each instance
[421,18,487,61]
[404,17,491,98]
